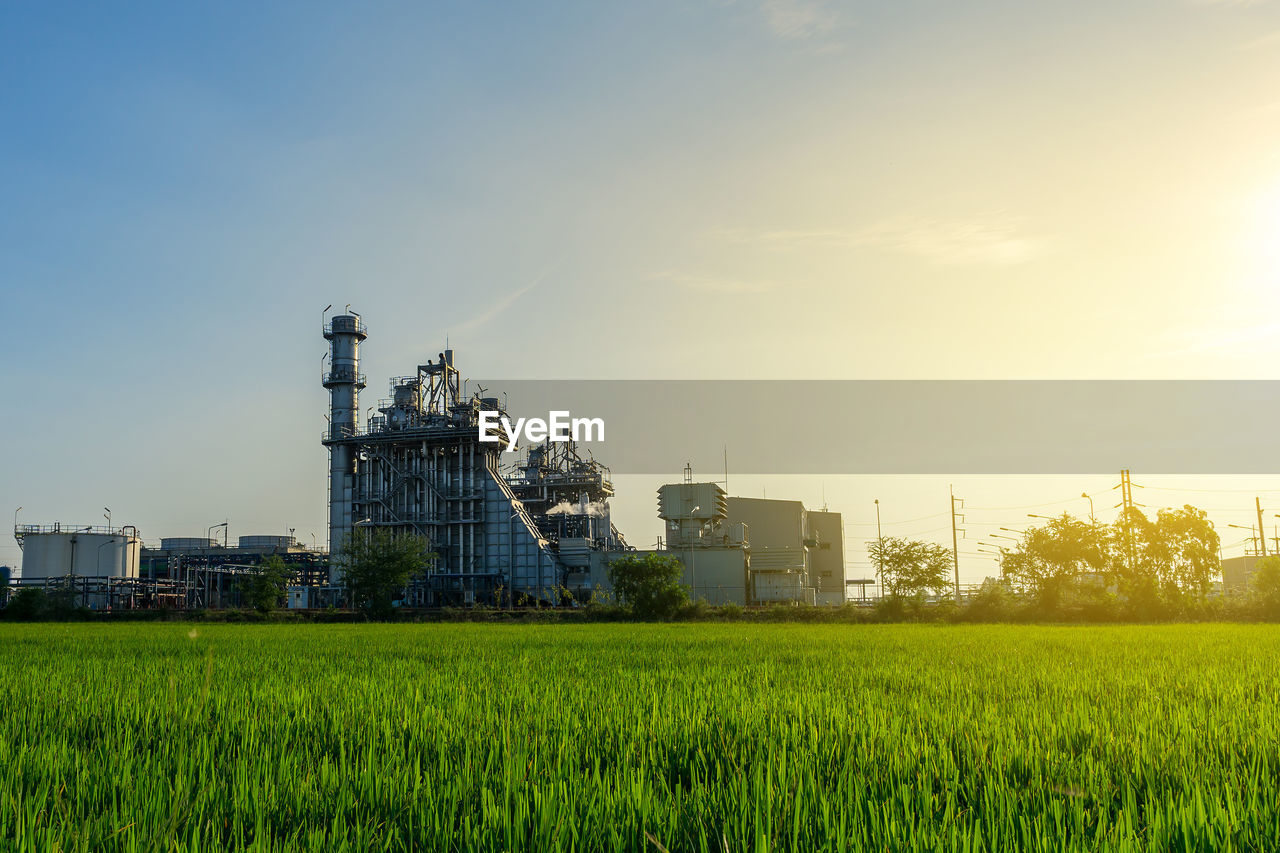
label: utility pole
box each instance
[874,499,883,599]
[950,486,964,602]
[1257,497,1269,558]
[1116,469,1139,575]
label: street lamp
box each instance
[96,538,118,574]
[874,499,883,598]
[13,506,21,532]
[989,533,1018,542]
[1027,513,1056,521]
[1229,523,1259,555]
[1081,492,1095,523]
[104,507,111,530]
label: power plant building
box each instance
[589,480,846,607]
[2,308,848,613]
[322,314,629,606]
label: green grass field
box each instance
[1,623,1278,852]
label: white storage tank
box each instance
[160,537,219,551]
[16,525,141,579]
[238,535,296,550]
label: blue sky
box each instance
[5,0,1280,573]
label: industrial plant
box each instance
[2,310,845,612]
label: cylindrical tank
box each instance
[160,537,219,551]
[19,532,140,579]
[237,535,296,550]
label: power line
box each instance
[845,512,949,527]
[1142,486,1280,494]
[966,497,1084,511]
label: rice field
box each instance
[0,623,1278,852]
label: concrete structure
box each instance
[654,479,749,604]
[590,483,846,606]
[14,524,141,579]
[806,510,846,606]
[322,311,630,605]
[725,497,845,605]
[1222,555,1259,596]
[592,478,846,607]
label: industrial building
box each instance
[322,312,630,606]
[2,308,847,613]
[141,535,328,587]
[584,471,846,607]
[6,524,332,611]
[1221,555,1260,597]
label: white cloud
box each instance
[716,215,1049,266]
[1239,28,1280,50]
[854,216,1048,266]
[760,0,840,39]
[452,276,542,334]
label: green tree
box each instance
[1103,505,1219,608]
[868,537,953,599]
[1251,556,1280,617]
[1002,513,1108,608]
[1106,506,1161,604]
[1151,505,1220,599]
[607,553,688,619]
[243,555,292,614]
[337,529,434,617]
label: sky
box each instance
[4,0,1280,578]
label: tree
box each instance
[337,529,434,617]
[607,553,688,619]
[1105,506,1163,604]
[1002,505,1220,614]
[243,555,292,614]
[867,537,953,599]
[1251,556,1280,616]
[1102,505,1219,606]
[1002,513,1108,608]
[1151,505,1220,599]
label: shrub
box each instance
[2,588,87,621]
[607,554,689,620]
